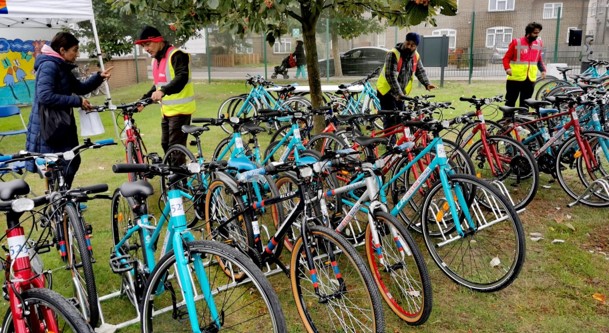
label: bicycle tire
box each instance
[421,174,526,291]
[126,141,145,182]
[1,288,94,333]
[110,188,147,308]
[204,178,255,279]
[467,135,539,211]
[217,96,257,134]
[290,225,385,333]
[365,211,432,325]
[140,240,287,332]
[555,130,609,207]
[534,79,572,100]
[211,136,233,162]
[268,124,292,144]
[63,203,99,327]
[162,144,205,228]
[306,132,349,156]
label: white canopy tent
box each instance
[0,0,120,139]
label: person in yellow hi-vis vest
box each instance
[503,22,546,107]
[376,32,436,130]
[135,26,196,155]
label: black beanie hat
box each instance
[135,26,163,44]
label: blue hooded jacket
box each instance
[25,52,103,172]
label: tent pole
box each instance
[90,17,121,141]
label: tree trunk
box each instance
[332,30,342,77]
[300,3,325,133]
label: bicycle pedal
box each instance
[189,140,197,147]
[67,297,79,308]
[109,253,135,273]
[84,224,93,235]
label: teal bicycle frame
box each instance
[262,122,312,165]
[113,187,221,331]
[341,80,381,116]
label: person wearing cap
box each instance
[503,22,546,107]
[135,25,195,155]
[376,32,436,130]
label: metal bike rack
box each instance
[567,176,609,207]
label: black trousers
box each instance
[161,114,191,154]
[505,79,535,107]
[377,91,405,130]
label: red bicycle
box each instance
[0,172,93,332]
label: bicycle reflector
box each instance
[12,198,34,213]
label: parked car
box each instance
[319,46,388,77]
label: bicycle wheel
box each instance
[1,288,94,333]
[306,132,348,156]
[364,97,384,130]
[556,130,609,207]
[274,172,301,252]
[162,144,205,228]
[467,135,539,211]
[218,96,257,134]
[63,203,99,327]
[290,225,385,333]
[110,188,147,308]
[365,211,432,325]
[534,79,571,100]
[140,240,287,333]
[211,136,233,162]
[421,174,526,291]
[204,177,255,279]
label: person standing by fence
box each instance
[503,22,546,107]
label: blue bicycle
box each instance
[110,161,286,332]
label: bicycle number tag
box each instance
[169,198,185,217]
[294,128,301,139]
[7,235,28,259]
[235,137,244,149]
[572,111,578,120]
[592,113,599,122]
[436,144,446,158]
[477,114,485,123]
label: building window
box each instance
[432,29,457,49]
[543,3,563,19]
[489,0,514,12]
[566,27,578,43]
[236,38,253,54]
[376,32,386,48]
[486,27,513,48]
[273,38,292,54]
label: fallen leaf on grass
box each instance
[530,236,543,242]
[530,232,543,238]
[593,293,606,304]
[565,222,576,231]
[552,239,565,244]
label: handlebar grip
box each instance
[80,183,109,194]
[459,97,470,102]
[258,110,281,118]
[94,138,116,146]
[112,163,150,174]
[192,117,216,124]
[0,155,12,162]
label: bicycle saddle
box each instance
[523,98,552,110]
[119,180,154,198]
[0,179,29,201]
[354,136,388,147]
[181,125,210,137]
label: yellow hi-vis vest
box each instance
[152,46,196,117]
[507,37,543,82]
[376,48,419,96]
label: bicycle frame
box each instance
[122,112,147,165]
[262,123,309,165]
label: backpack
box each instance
[288,54,297,68]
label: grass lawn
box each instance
[1,79,608,332]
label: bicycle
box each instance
[206,161,385,332]
[110,161,287,332]
[217,75,311,133]
[342,120,526,291]
[28,139,115,327]
[309,149,433,325]
[0,176,94,333]
[89,98,154,182]
[455,95,539,211]
[500,94,609,207]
